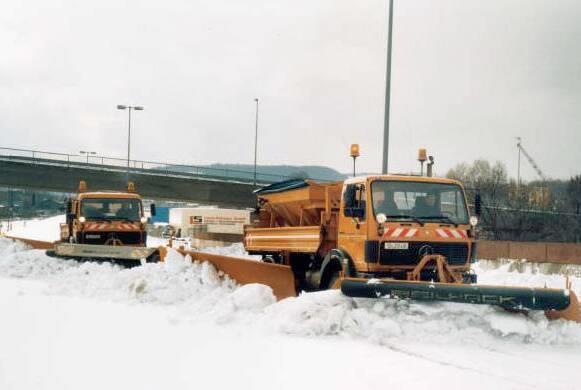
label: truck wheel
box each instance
[145,251,161,263]
[320,249,350,290]
[321,262,342,290]
[327,270,341,289]
[124,260,142,268]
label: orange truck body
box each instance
[244,175,476,290]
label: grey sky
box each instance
[1,0,580,180]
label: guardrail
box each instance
[0,147,295,185]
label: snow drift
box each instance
[1,237,580,347]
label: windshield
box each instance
[81,198,142,222]
[371,180,469,224]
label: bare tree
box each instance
[568,175,581,215]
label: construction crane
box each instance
[516,137,549,208]
[516,137,547,182]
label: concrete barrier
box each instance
[479,240,581,265]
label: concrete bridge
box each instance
[0,147,291,208]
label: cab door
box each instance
[338,182,368,268]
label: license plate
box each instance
[384,242,409,250]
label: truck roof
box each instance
[344,175,464,187]
[256,175,465,201]
[77,192,142,200]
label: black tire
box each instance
[122,260,142,268]
[327,269,341,289]
[145,251,161,263]
[262,255,274,264]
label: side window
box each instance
[343,184,366,220]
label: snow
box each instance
[1,216,581,389]
[1,214,64,241]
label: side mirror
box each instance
[66,213,76,224]
[474,193,482,216]
[150,203,157,217]
[343,186,357,209]
[345,207,365,219]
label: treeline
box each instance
[447,160,581,243]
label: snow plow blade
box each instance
[177,249,297,301]
[341,278,581,323]
[4,236,56,250]
[52,243,159,261]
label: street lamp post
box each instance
[79,150,97,164]
[117,104,144,181]
[382,0,394,174]
[253,98,259,186]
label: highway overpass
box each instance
[0,147,291,208]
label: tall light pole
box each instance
[253,98,259,186]
[79,150,97,164]
[382,0,394,174]
[516,136,522,198]
[117,104,144,181]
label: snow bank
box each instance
[1,214,64,241]
[474,261,581,297]
[1,236,580,348]
[266,289,581,346]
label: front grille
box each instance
[81,232,143,245]
[371,241,469,266]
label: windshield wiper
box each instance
[384,214,424,226]
[421,215,459,227]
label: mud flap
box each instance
[341,278,581,322]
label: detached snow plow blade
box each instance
[52,243,159,261]
[177,249,297,300]
[341,278,581,323]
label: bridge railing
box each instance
[0,147,294,184]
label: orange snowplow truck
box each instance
[244,176,580,322]
[48,181,161,265]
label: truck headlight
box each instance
[140,217,148,223]
[79,216,86,223]
[470,216,478,227]
[376,213,387,224]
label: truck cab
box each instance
[61,182,150,247]
[339,175,476,281]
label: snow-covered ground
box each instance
[1,217,581,389]
[0,215,65,241]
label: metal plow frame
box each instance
[4,236,160,263]
[53,243,159,261]
[340,278,581,323]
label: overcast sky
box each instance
[1,0,580,180]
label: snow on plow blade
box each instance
[54,243,158,261]
[177,249,297,301]
[341,278,581,323]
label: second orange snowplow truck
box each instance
[244,175,580,322]
[48,181,161,265]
